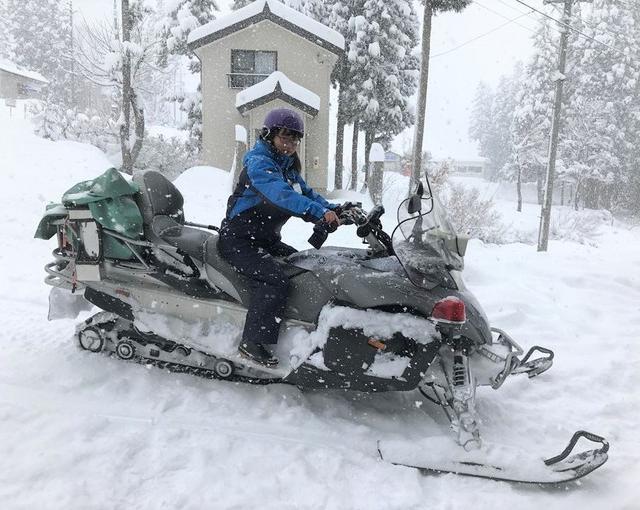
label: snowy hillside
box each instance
[1,109,639,510]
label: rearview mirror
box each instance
[407,182,424,214]
[407,195,422,214]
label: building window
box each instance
[228,50,277,88]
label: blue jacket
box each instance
[222,140,336,242]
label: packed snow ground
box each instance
[1,106,639,510]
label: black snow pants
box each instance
[218,233,296,346]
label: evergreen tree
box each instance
[158,0,217,73]
[300,0,332,21]
[469,82,500,177]
[230,0,253,10]
[6,0,73,105]
[329,0,363,190]
[508,20,557,204]
[0,0,14,61]
[157,0,218,151]
[569,0,640,211]
[470,69,521,181]
[346,0,419,195]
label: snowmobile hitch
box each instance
[544,430,609,466]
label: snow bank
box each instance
[173,165,233,228]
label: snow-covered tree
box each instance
[508,20,557,205]
[300,0,332,20]
[0,0,15,61]
[230,0,253,10]
[470,68,522,184]
[346,0,419,195]
[157,0,217,72]
[156,0,218,152]
[5,0,73,105]
[323,0,361,190]
[568,0,640,211]
[75,1,161,172]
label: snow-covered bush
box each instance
[438,182,507,244]
[134,134,197,180]
[550,208,612,245]
[430,165,507,244]
[31,102,119,153]
[427,158,452,188]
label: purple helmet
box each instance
[263,108,304,138]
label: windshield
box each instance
[391,188,465,289]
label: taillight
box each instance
[430,297,466,324]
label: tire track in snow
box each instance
[0,380,380,460]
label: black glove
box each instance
[333,201,359,216]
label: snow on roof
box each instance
[187,0,344,54]
[0,60,48,84]
[236,71,320,115]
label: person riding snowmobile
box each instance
[219,108,340,367]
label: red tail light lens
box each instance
[431,297,466,323]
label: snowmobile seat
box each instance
[132,171,212,262]
[204,235,306,281]
[203,235,307,304]
[204,235,249,282]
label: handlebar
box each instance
[307,202,394,255]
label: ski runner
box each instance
[219,108,340,367]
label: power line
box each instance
[431,9,535,58]
[533,0,637,50]
[424,0,635,67]
[511,0,632,58]
[494,0,540,21]
[486,0,637,64]
[473,1,538,36]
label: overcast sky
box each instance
[75,0,553,160]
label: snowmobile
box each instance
[35,168,609,484]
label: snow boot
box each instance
[238,342,279,367]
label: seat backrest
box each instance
[132,171,184,226]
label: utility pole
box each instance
[538,0,572,251]
[537,0,590,251]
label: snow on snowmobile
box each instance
[35,168,609,484]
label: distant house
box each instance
[432,157,488,179]
[450,158,487,177]
[0,60,48,103]
[384,151,403,174]
[187,0,344,191]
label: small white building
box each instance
[188,0,344,191]
[433,157,489,179]
[453,158,487,176]
[384,151,404,174]
[0,60,48,103]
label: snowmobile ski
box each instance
[377,431,609,484]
